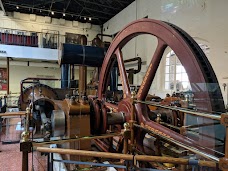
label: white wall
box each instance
[103,0,228,105]
[0,11,99,94]
[0,61,94,94]
[0,11,101,43]
[0,44,58,60]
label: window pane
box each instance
[165,82,170,89]
[181,66,186,73]
[176,65,182,73]
[182,73,189,81]
[166,58,170,65]
[176,57,181,64]
[170,57,175,65]
[170,65,175,73]
[169,74,174,82]
[176,81,182,91]
[165,49,191,91]
[165,66,169,73]
[176,73,181,81]
[165,74,170,81]
[182,82,190,90]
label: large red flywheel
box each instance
[91,19,225,161]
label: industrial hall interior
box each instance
[0,0,228,170]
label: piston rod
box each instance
[135,100,221,121]
[134,123,219,162]
[36,147,216,168]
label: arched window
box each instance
[164,43,209,92]
[165,50,190,91]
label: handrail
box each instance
[0,27,65,36]
[0,111,26,117]
[32,133,121,146]
[36,147,217,168]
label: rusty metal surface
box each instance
[79,66,87,95]
[19,83,59,111]
[61,99,90,115]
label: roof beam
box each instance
[48,0,54,16]
[34,0,64,7]
[4,2,105,19]
[73,0,109,20]
[65,0,72,11]
[84,7,114,16]
[114,0,132,7]
[115,0,132,5]
[73,0,114,16]
[0,0,7,16]
[78,0,122,11]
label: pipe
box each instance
[0,111,26,117]
[135,155,216,168]
[21,77,60,82]
[79,66,87,95]
[135,100,221,121]
[71,64,75,80]
[134,124,219,162]
[96,34,113,38]
[61,64,69,88]
[79,35,87,96]
[7,57,9,95]
[36,147,216,168]
[33,133,121,146]
[60,44,105,67]
[107,112,125,125]
[124,57,142,74]
[37,147,133,161]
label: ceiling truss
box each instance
[1,0,135,25]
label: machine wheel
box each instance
[94,19,225,158]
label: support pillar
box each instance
[79,66,87,95]
[61,64,69,88]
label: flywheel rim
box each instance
[98,18,224,113]
[96,18,225,158]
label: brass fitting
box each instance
[219,158,228,171]
[221,114,228,126]
[155,113,162,123]
[21,131,30,142]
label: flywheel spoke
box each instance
[137,39,167,100]
[115,48,131,98]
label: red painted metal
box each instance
[96,19,224,157]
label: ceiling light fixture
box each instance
[63,13,66,17]
[89,17,92,21]
[84,17,86,20]
[16,6,19,9]
[51,11,54,15]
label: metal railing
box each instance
[0,113,24,144]
[0,27,65,49]
[36,147,217,171]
